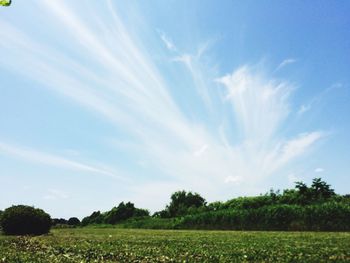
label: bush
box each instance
[52,218,68,226]
[121,217,181,229]
[0,210,3,230]
[177,202,350,231]
[1,205,51,235]
[81,211,103,226]
[67,217,81,226]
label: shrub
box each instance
[1,205,51,235]
[0,210,3,229]
[303,202,350,231]
[52,218,68,226]
[67,217,80,226]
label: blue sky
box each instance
[0,0,349,218]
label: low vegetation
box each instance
[0,178,349,261]
[0,178,349,234]
[0,228,349,262]
[80,178,350,231]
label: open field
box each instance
[0,228,350,262]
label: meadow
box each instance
[1,228,349,262]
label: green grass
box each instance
[0,228,349,262]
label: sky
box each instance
[0,0,349,219]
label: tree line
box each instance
[59,177,350,231]
[1,178,349,235]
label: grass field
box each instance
[0,228,350,262]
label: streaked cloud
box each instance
[159,30,177,51]
[216,66,324,182]
[297,104,311,115]
[314,168,324,173]
[0,1,327,209]
[217,65,292,142]
[173,43,217,111]
[275,58,297,71]
[193,144,208,157]
[297,82,343,115]
[0,142,121,179]
[43,189,69,200]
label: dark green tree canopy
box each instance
[52,218,68,226]
[67,217,81,226]
[81,202,149,226]
[166,190,206,217]
[292,178,335,204]
[1,205,51,235]
[0,0,11,7]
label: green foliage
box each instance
[78,178,348,231]
[104,202,145,224]
[1,205,51,236]
[289,178,336,205]
[178,202,350,231]
[121,217,180,229]
[81,211,103,226]
[223,195,274,210]
[0,0,11,6]
[0,210,3,230]
[52,218,68,226]
[156,190,206,218]
[81,202,150,226]
[138,178,349,231]
[67,217,80,226]
[1,228,350,262]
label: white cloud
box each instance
[217,65,292,142]
[275,58,297,71]
[193,144,208,157]
[297,104,311,115]
[314,168,324,173]
[44,189,69,200]
[297,82,343,115]
[0,1,326,210]
[159,31,177,51]
[173,51,215,111]
[224,176,242,184]
[216,66,324,180]
[0,142,122,179]
[272,132,324,171]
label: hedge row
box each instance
[178,202,350,231]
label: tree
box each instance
[67,217,80,226]
[166,190,206,217]
[104,202,138,224]
[81,211,103,226]
[0,210,3,227]
[1,205,51,235]
[0,0,11,7]
[311,178,335,199]
[293,178,335,204]
[52,218,68,226]
[295,181,308,195]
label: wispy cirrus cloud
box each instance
[297,82,343,115]
[217,65,292,142]
[275,58,297,71]
[314,168,324,173]
[159,30,177,52]
[216,66,324,183]
[0,142,121,179]
[0,1,326,207]
[172,40,221,116]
